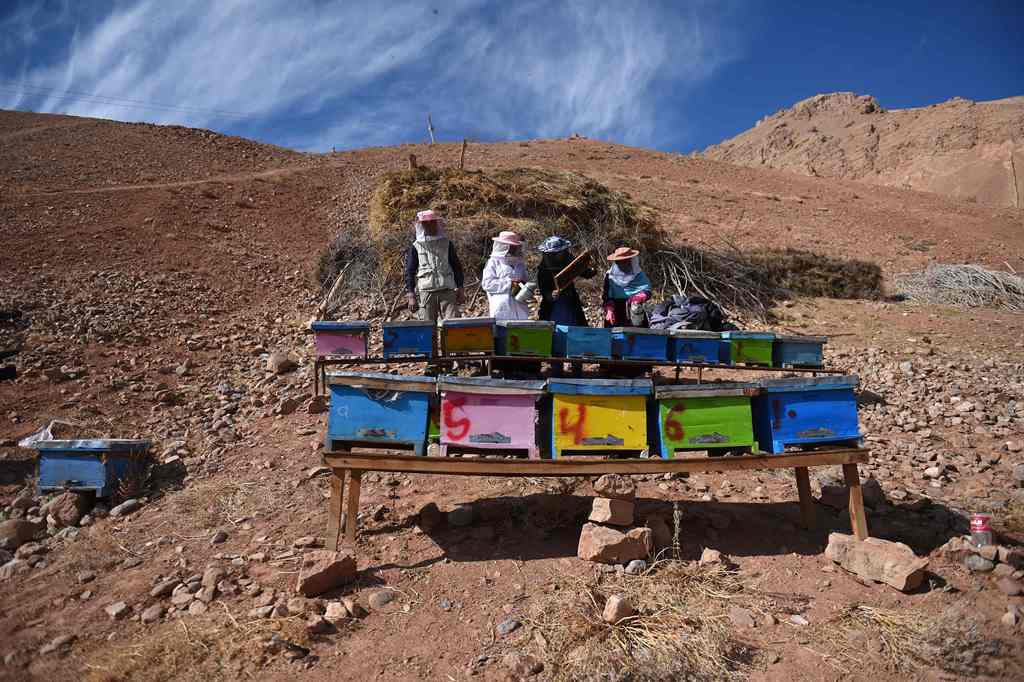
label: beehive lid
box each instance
[610,327,670,336]
[655,381,758,399]
[555,324,610,334]
[722,330,775,340]
[667,329,722,340]
[547,377,653,396]
[442,317,495,328]
[311,320,370,332]
[774,334,828,344]
[495,320,555,330]
[439,376,547,396]
[383,320,435,329]
[33,439,152,452]
[756,375,858,392]
[327,371,436,393]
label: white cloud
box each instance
[2,0,742,150]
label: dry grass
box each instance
[170,479,266,531]
[527,560,757,681]
[896,263,1024,311]
[85,613,318,682]
[812,604,1006,676]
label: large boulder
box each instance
[0,519,41,551]
[824,533,928,592]
[593,474,636,500]
[589,498,634,526]
[295,551,357,597]
[578,523,652,564]
[48,492,89,528]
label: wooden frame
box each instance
[554,249,593,292]
[321,447,870,551]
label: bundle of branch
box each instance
[896,264,1024,311]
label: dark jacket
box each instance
[537,257,594,326]
[404,242,465,293]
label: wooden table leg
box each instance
[842,463,869,540]
[794,466,815,530]
[344,470,363,545]
[325,471,346,551]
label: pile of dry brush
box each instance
[317,166,883,322]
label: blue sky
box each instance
[1,1,1021,153]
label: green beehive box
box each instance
[722,331,774,367]
[654,383,758,457]
[495,320,554,357]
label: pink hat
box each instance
[416,209,440,222]
[492,231,523,246]
[607,246,640,261]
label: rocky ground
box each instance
[1,110,1023,680]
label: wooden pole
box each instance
[842,463,869,540]
[459,139,467,170]
[794,466,815,530]
[427,114,435,144]
[408,153,418,170]
[344,470,363,544]
[326,472,346,551]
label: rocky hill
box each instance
[703,92,1024,208]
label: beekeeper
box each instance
[536,236,594,326]
[481,231,531,320]
[404,209,465,323]
[601,246,652,327]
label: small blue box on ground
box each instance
[751,375,861,454]
[382,321,435,358]
[611,327,669,361]
[553,325,612,359]
[326,372,435,455]
[34,439,152,498]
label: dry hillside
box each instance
[703,92,1024,208]
[1,110,1024,681]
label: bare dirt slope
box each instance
[1,111,1024,681]
[703,92,1024,208]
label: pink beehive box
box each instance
[438,377,546,459]
[311,321,370,358]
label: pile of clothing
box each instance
[648,295,730,332]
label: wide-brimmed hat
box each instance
[607,247,639,261]
[538,236,572,253]
[416,209,441,222]
[493,231,524,246]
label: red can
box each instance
[970,513,993,547]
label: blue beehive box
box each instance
[611,327,669,361]
[382,321,435,358]
[34,439,152,498]
[772,335,827,368]
[751,375,861,454]
[553,325,612,360]
[326,372,435,455]
[668,330,726,364]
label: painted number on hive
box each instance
[443,396,471,440]
[558,404,587,445]
[664,402,686,442]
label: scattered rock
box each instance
[77,571,96,584]
[589,497,635,526]
[502,652,544,677]
[964,554,996,573]
[306,615,334,635]
[249,605,275,619]
[171,590,195,607]
[996,578,1023,596]
[602,594,635,623]
[48,491,88,527]
[324,601,349,623]
[141,603,165,624]
[625,559,647,575]
[825,533,928,592]
[293,536,321,549]
[109,499,141,517]
[341,597,367,619]
[267,351,297,374]
[150,578,179,597]
[295,551,357,597]
[577,523,652,564]
[496,617,521,636]
[188,600,208,616]
[210,530,228,545]
[105,601,130,620]
[306,395,328,414]
[447,506,475,527]
[202,567,225,591]
[0,519,41,550]
[1001,610,1019,628]
[368,589,396,610]
[593,474,636,500]
[789,614,810,626]
[729,606,757,628]
[39,634,75,655]
[699,548,726,567]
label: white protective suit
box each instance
[482,242,531,320]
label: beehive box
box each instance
[653,383,757,458]
[751,375,861,454]
[382,320,436,358]
[721,331,775,366]
[439,377,546,459]
[772,335,827,368]
[553,325,612,359]
[34,439,152,498]
[326,372,436,455]
[495,320,554,357]
[548,378,652,458]
[611,327,670,361]
[311,321,370,358]
[440,317,495,356]
[667,330,726,365]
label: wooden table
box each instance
[320,447,870,552]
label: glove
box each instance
[455,288,465,305]
[603,304,616,325]
[627,291,650,305]
[406,292,418,312]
